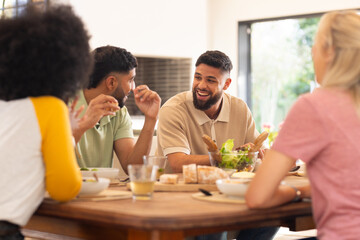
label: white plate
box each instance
[79,177,110,196]
[80,168,119,179]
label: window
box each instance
[238,14,320,133]
[1,0,49,19]
[126,56,192,116]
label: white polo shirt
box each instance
[156,91,259,170]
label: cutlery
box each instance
[289,166,300,172]
[118,177,130,183]
[199,188,212,196]
[93,173,99,182]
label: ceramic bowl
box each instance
[216,178,251,199]
[79,177,110,196]
[80,168,119,179]
[209,151,258,172]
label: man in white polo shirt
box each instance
[156,50,261,173]
[156,50,278,240]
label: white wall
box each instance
[65,0,359,96]
[68,0,207,61]
[207,0,360,96]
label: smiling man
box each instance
[156,50,261,173]
[72,46,161,171]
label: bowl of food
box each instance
[216,178,251,199]
[79,177,110,196]
[209,139,257,172]
[209,151,257,172]
[80,168,119,179]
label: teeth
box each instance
[198,92,209,96]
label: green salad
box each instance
[218,139,254,171]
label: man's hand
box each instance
[133,85,161,120]
[72,94,120,143]
[80,94,120,130]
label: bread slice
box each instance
[159,174,179,184]
[183,164,198,183]
[197,166,228,184]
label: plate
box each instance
[80,168,119,179]
[79,177,110,196]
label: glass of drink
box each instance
[128,164,158,200]
[143,156,167,180]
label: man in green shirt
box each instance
[72,46,160,172]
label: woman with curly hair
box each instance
[246,10,360,240]
[0,4,92,239]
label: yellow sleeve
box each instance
[31,96,82,202]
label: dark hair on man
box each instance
[195,50,233,74]
[0,5,92,102]
[87,46,138,89]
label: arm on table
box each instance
[246,149,311,209]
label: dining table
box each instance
[23,175,314,240]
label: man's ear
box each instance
[223,78,232,90]
[105,75,117,91]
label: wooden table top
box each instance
[33,176,312,231]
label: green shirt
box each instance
[75,91,134,168]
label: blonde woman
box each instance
[246,11,360,240]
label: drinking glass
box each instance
[143,156,167,179]
[128,164,158,200]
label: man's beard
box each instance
[113,87,127,108]
[192,88,222,110]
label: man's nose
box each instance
[131,81,136,91]
[197,79,207,89]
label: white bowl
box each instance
[216,178,251,199]
[79,177,110,196]
[80,168,119,179]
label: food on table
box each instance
[159,174,179,184]
[182,164,229,184]
[219,139,256,171]
[105,101,118,112]
[231,171,255,179]
[197,166,228,184]
[202,134,221,163]
[183,164,197,183]
[80,167,98,171]
[250,131,269,153]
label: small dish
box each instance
[216,178,251,199]
[79,177,110,196]
[80,168,119,179]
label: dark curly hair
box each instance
[88,46,138,89]
[0,5,92,101]
[195,50,233,74]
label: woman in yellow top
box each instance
[0,5,92,239]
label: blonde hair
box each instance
[319,11,360,115]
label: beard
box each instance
[192,88,222,110]
[113,87,128,108]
